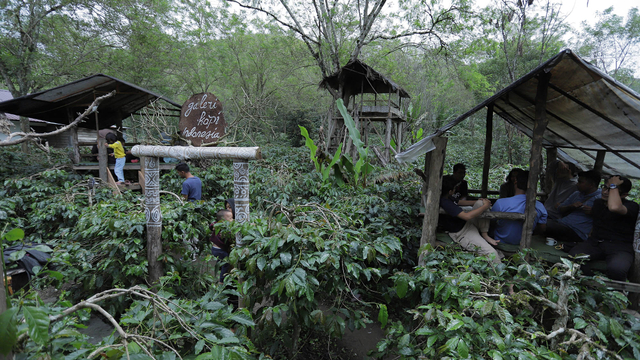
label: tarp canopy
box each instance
[0,74,181,129]
[396,49,640,179]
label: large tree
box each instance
[225,0,470,101]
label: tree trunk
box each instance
[419,136,447,266]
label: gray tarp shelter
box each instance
[397,49,640,305]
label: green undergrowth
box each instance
[1,144,639,359]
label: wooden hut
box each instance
[320,60,410,163]
[0,74,182,180]
[396,49,640,306]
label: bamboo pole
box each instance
[594,150,606,173]
[521,72,551,251]
[418,136,448,266]
[481,104,494,198]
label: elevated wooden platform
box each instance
[73,162,176,171]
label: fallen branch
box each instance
[0,91,116,147]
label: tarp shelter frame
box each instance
[396,49,640,306]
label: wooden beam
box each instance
[521,72,551,251]
[481,104,494,198]
[594,150,606,173]
[545,147,557,194]
[419,136,448,266]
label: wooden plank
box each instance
[427,210,526,220]
[521,72,551,251]
[481,104,494,198]
[106,167,122,196]
[594,150,606,173]
[73,163,176,171]
[419,136,447,266]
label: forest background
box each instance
[2,0,640,359]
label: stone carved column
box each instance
[144,156,163,284]
[233,160,250,245]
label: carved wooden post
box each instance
[481,104,494,198]
[419,136,448,266]
[233,160,250,244]
[144,156,163,284]
[521,72,551,251]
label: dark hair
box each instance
[105,133,117,143]
[441,176,459,196]
[175,163,189,173]
[453,163,466,172]
[609,175,632,194]
[216,209,232,221]
[578,170,601,187]
[515,171,530,191]
[505,168,524,182]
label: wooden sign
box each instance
[179,93,225,146]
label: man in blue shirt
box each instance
[492,171,548,245]
[545,170,601,243]
[175,163,202,202]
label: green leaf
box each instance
[457,339,469,358]
[609,318,623,338]
[23,306,50,345]
[427,334,438,348]
[0,307,18,355]
[4,228,24,241]
[378,304,388,328]
[280,252,292,267]
[299,126,319,171]
[257,257,266,271]
[573,317,587,329]
[481,301,494,316]
[9,250,26,261]
[229,314,255,326]
[396,277,408,298]
[195,339,205,354]
[446,319,465,332]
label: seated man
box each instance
[491,171,547,245]
[443,163,476,206]
[569,176,639,281]
[545,160,578,220]
[545,170,601,243]
[439,176,502,263]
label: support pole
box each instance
[385,118,392,162]
[521,72,551,251]
[545,147,557,194]
[419,136,448,266]
[396,122,402,153]
[481,104,494,198]
[144,156,162,285]
[98,137,108,182]
[594,150,606,173]
[631,212,640,310]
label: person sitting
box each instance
[499,168,524,198]
[545,170,601,244]
[569,175,639,281]
[442,163,476,206]
[439,176,502,263]
[544,160,578,220]
[491,171,547,245]
[210,209,234,283]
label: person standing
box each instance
[175,163,202,202]
[105,133,126,184]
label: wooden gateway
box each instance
[320,60,410,164]
[396,49,640,308]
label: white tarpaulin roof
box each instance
[396,49,640,178]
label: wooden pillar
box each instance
[98,137,108,182]
[396,122,402,153]
[233,159,249,309]
[594,150,606,173]
[521,72,551,251]
[481,104,494,198]
[68,109,80,164]
[545,147,557,194]
[144,156,162,284]
[418,136,448,266]
[630,212,640,310]
[385,118,392,162]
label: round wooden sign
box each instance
[179,93,226,146]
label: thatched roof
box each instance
[320,59,410,98]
